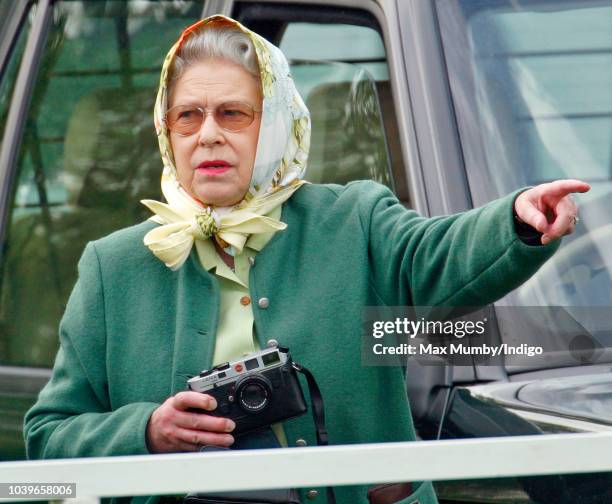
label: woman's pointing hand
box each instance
[513,179,591,245]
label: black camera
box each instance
[187,346,307,436]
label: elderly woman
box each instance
[24,15,588,504]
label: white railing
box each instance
[1,432,612,501]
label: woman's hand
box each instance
[513,179,591,245]
[146,391,236,453]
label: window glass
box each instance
[235,5,399,189]
[279,21,394,188]
[437,0,612,370]
[436,5,612,502]
[0,0,203,369]
[281,22,388,80]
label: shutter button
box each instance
[295,438,307,447]
[258,297,269,309]
[306,490,318,500]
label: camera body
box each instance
[187,346,307,436]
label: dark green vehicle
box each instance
[1,0,612,502]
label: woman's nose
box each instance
[197,112,225,146]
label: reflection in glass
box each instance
[434,5,612,501]
[294,61,392,187]
[436,0,612,366]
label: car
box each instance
[1,0,611,503]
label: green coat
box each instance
[24,181,558,504]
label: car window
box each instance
[0,0,204,370]
[436,0,612,371]
[234,3,402,193]
[281,23,393,189]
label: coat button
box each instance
[266,339,278,348]
[306,490,318,500]
[258,297,269,309]
[240,296,251,306]
[248,256,255,266]
[295,438,307,447]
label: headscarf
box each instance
[141,15,311,270]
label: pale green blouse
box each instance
[193,206,287,446]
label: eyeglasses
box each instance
[164,101,262,136]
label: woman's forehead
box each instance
[169,59,262,106]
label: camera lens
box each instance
[235,375,271,413]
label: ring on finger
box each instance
[570,215,580,225]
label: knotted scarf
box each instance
[142,15,310,270]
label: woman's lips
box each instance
[196,161,232,175]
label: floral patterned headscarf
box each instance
[141,15,310,270]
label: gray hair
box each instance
[168,25,261,99]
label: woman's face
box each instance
[168,58,262,207]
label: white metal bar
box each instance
[1,433,612,499]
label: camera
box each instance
[187,346,308,436]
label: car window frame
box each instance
[0,0,52,259]
[0,0,31,81]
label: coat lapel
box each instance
[170,252,219,395]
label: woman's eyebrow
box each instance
[173,97,257,108]
[172,100,203,107]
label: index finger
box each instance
[543,179,591,198]
[173,391,217,411]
